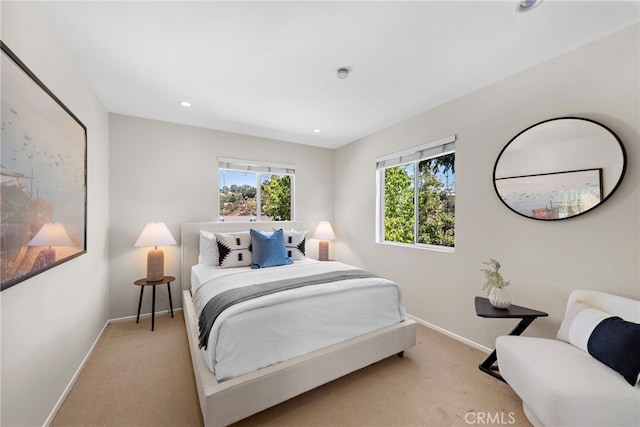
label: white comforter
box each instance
[192,260,406,381]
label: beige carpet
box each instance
[52,312,531,427]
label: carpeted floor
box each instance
[52,312,530,427]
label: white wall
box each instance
[108,114,334,319]
[334,24,640,348]
[0,3,110,426]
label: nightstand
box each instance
[134,276,175,331]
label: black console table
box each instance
[474,296,548,382]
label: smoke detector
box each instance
[336,67,352,79]
[516,0,542,13]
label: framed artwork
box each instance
[1,42,87,291]
[495,168,602,220]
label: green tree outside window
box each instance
[383,152,455,248]
[261,175,292,221]
[384,165,414,244]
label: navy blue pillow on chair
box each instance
[250,229,292,269]
[587,316,640,386]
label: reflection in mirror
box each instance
[494,117,626,220]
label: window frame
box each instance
[375,135,456,252]
[218,157,295,222]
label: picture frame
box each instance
[495,168,602,220]
[1,42,87,291]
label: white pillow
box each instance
[198,230,219,266]
[557,302,614,352]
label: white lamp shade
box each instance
[312,221,336,241]
[134,222,177,247]
[28,223,75,247]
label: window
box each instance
[376,136,456,250]
[219,158,295,222]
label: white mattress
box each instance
[191,260,406,381]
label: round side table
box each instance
[134,276,175,331]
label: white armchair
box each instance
[496,290,640,427]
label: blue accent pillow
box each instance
[587,316,640,386]
[250,229,292,269]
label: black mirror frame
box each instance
[493,117,627,221]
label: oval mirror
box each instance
[494,117,626,220]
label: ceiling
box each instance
[39,1,639,149]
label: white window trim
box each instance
[218,157,295,174]
[375,135,456,251]
[377,239,456,253]
[375,135,455,169]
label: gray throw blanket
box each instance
[198,269,377,349]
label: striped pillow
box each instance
[558,302,640,386]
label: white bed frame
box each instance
[181,221,417,427]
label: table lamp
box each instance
[135,222,177,282]
[27,222,75,267]
[312,221,336,261]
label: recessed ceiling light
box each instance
[516,0,542,13]
[179,101,192,107]
[313,128,321,133]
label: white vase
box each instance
[489,287,511,309]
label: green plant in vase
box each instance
[480,258,511,308]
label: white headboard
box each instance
[180,221,305,292]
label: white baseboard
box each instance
[406,313,492,354]
[44,308,184,426]
[44,320,110,426]
[109,307,183,324]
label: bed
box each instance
[181,221,417,426]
